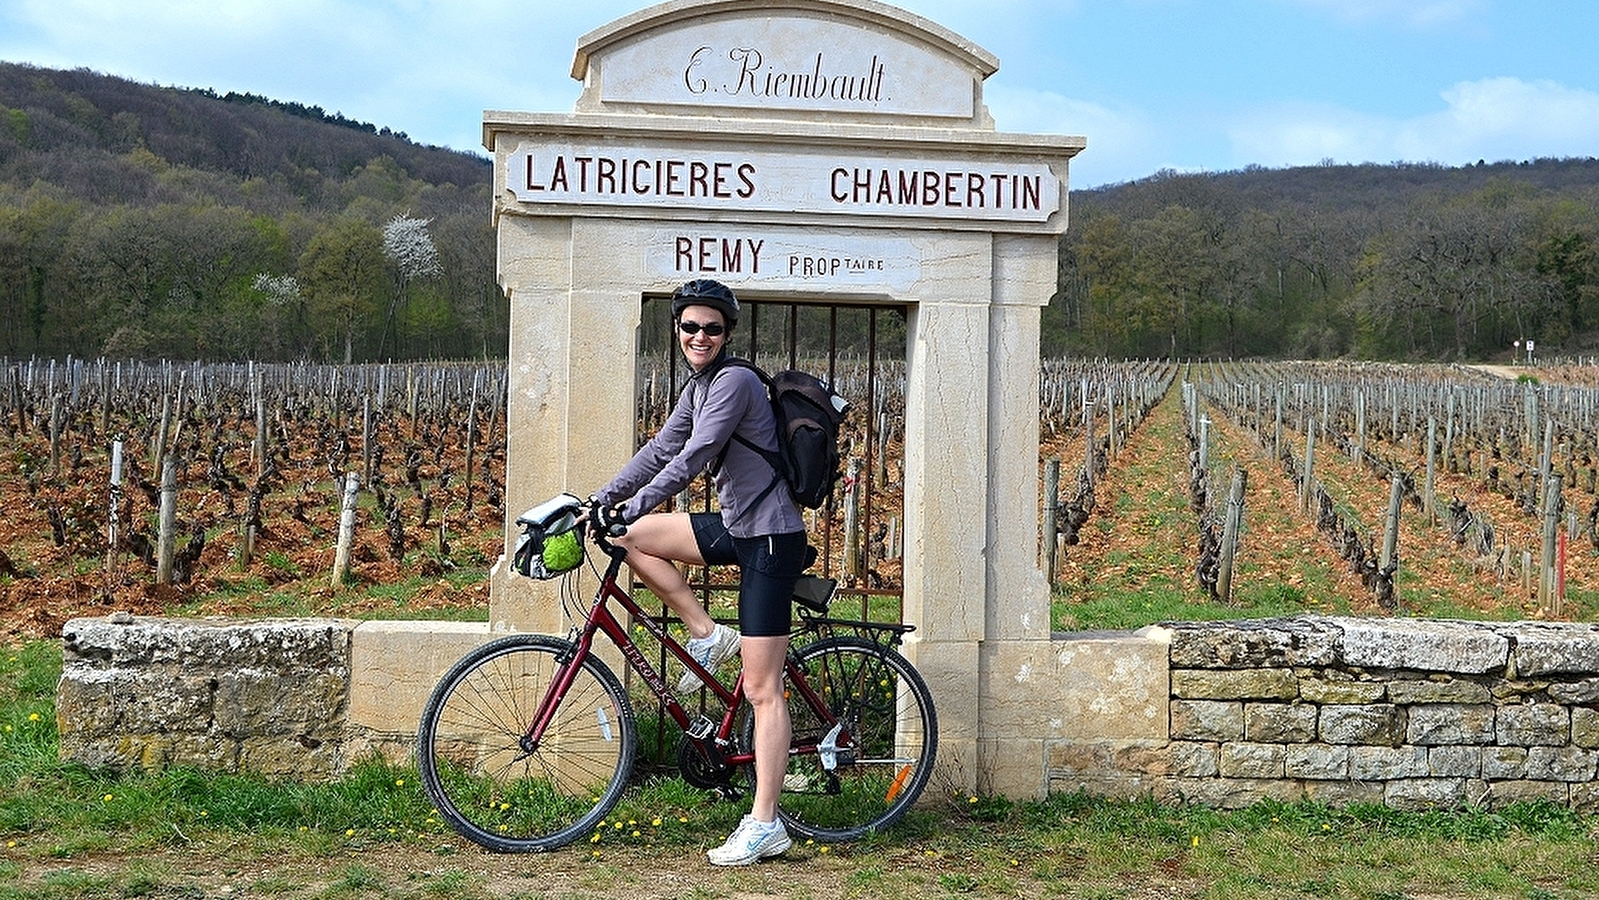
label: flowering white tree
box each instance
[382,214,442,280]
[379,214,443,357]
[251,273,301,305]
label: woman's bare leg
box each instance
[614,512,718,639]
[740,634,791,822]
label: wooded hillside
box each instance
[1050,159,1599,361]
[0,63,501,362]
[4,62,1598,364]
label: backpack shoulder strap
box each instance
[707,356,781,474]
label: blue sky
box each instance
[2,0,1596,188]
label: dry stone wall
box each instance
[58,615,359,778]
[55,613,1599,813]
[1052,616,1599,812]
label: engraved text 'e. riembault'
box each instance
[684,46,886,104]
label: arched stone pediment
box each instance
[571,0,1000,125]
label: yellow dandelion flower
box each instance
[819,845,830,854]
[102,794,113,802]
[679,816,688,824]
[651,817,663,827]
[590,833,601,844]
[5,841,16,849]
[29,713,41,722]
[631,830,641,837]
[345,829,355,837]
[1191,836,1200,847]
[395,778,405,787]
[1010,859,1019,867]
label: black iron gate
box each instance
[635,295,908,626]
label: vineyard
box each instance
[1,356,1596,642]
[0,358,509,639]
[1047,358,1599,630]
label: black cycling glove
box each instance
[587,502,628,537]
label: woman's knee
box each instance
[744,672,786,704]
[619,513,700,562]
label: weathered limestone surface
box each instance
[59,616,358,777]
[1153,616,1599,811]
[55,612,1599,815]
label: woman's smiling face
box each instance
[677,303,728,371]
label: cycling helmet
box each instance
[670,279,739,328]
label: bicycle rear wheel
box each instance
[749,635,938,842]
[417,634,636,852]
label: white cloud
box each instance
[1228,102,1393,167]
[1228,77,1599,169]
[1398,77,1599,161]
[984,84,1162,186]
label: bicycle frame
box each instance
[520,537,839,776]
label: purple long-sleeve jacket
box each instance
[595,358,804,539]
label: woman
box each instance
[589,278,807,867]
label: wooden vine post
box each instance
[1380,472,1404,592]
[1424,417,1438,525]
[332,472,361,587]
[1041,457,1060,586]
[105,439,123,577]
[1539,473,1564,617]
[156,454,178,585]
[1217,467,1248,604]
[1301,417,1317,513]
[842,457,862,579]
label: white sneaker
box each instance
[707,815,792,866]
[678,623,740,693]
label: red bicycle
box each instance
[416,493,937,852]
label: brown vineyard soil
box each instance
[0,410,507,640]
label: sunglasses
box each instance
[678,320,726,337]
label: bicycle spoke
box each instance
[417,635,636,852]
[745,636,937,842]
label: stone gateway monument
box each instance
[486,0,1094,797]
[55,0,1599,815]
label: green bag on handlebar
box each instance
[512,493,585,580]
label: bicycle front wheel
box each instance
[417,634,636,852]
[750,635,938,842]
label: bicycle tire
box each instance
[744,635,938,842]
[417,634,636,852]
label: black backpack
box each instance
[716,358,849,509]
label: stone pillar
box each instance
[900,292,990,793]
[490,217,639,634]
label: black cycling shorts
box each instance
[690,512,807,637]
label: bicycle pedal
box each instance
[686,715,716,741]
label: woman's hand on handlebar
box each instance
[584,500,628,540]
